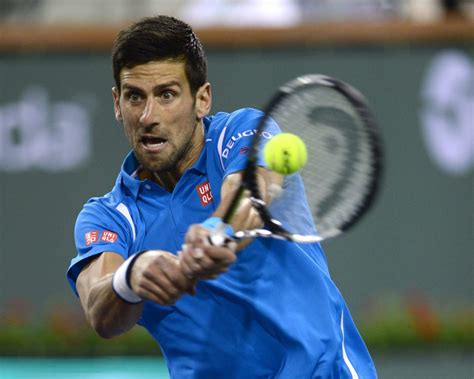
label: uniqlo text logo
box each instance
[196,181,214,206]
[100,230,118,243]
[85,231,99,246]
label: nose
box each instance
[139,97,159,126]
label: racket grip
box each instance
[201,217,234,246]
[208,233,230,247]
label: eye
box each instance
[160,90,176,102]
[124,91,143,104]
[129,93,142,102]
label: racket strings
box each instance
[265,85,378,237]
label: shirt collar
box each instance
[119,151,142,199]
[188,117,211,175]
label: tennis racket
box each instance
[212,74,383,245]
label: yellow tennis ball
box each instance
[264,133,307,175]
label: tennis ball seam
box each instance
[263,133,307,175]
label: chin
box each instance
[135,148,179,173]
[144,159,176,174]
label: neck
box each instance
[152,171,181,192]
[175,122,205,175]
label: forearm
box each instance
[83,272,143,338]
[78,250,194,338]
[77,252,143,339]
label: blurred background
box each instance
[0,0,473,378]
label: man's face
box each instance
[112,60,211,174]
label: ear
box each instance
[195,83,212,120]
[112,87,123,121]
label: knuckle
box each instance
[191,261,202,270]
[167,270,178,282]
[200,259,214,270]
[135,277,148,290]
[172,276,185,293]
[152,255,166,266]
[181,264,191,276]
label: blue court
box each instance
[1,352,473,378]
[0,357,169,379]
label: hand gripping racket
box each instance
[211,74,383,245]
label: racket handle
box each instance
[208,231,230,247]
[202,217,235,246]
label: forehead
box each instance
[120,60,188,90]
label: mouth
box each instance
[140,135,168,153]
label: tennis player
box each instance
[67,15,377,378]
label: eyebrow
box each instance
[121,81,181,92]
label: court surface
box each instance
[1,352,473,378]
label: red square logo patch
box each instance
[100,230,118,243]
[85,231,99,246]
[196,181,214,206]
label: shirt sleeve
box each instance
[219,108,281,177]
[67,198,133,296]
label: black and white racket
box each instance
[213,74,383,245]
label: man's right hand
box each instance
[130,250,196,305]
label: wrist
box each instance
[112,251,146,304]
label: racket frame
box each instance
[219,74,383,243]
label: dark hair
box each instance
[112,16,207,95]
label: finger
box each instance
[142,269,181,298]
[248,207,263,229]
[196,271,224,281]
[135,279,178,305]
[227,241,238,251]
[150,255,192,293]
[201,245,237,266]
[232,197,263,231]
[180,241,237,280]
[180,247,226,279]
[185,251,216,276]
[185,225,208,245]
[142,258,191,298]
[177,252,198,293]
[180,245,206,276]
[179,252,195,278]
[162,266,193,293]
[194,256,233,277]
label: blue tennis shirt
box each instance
[68,108,377,378]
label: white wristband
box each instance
[112,253,144,304]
